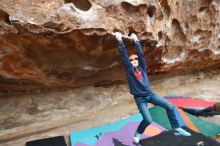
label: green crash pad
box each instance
[149,106,220,137]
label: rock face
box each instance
[0,0,219,96]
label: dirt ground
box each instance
[0,69,220,146]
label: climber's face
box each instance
[129,54,139,67]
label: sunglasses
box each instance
[129,57,138,62]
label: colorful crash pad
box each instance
[165,96,215,109]
[70,106,220,146]
[70,113,166,146]
[165,96,219,116]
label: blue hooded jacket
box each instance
[118,41,152,97]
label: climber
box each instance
[115,32,191,144]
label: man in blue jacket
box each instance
[115,32,191,144]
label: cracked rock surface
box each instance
[0,0,220,96]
